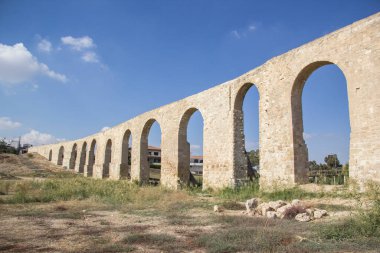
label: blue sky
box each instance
[0,0,379,163]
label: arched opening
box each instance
[69,143,77,170]
[57,146,64,165]
[87,139,96,177]
[79,142,87,173]
[141,119,162,184]
[234,83,260,183]
[103,139,112,178]
[178,108,204,187]
[121,130,132,179]
[48,150,52,161]
[291,62,350,184]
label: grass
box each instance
[123,233,181,252]
[2,158,380,253]
[0,177,201,214]
[319,184,380,241]
[196,226,298,253]
[215,180,357,202]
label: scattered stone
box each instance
[295,213,311,222]
[243,198,327,221]
[214,205,223,213]
[305,208,314,217]
[266,211,277,219]
[268,200,286,210]
[276,204,292,219]
[245,198,259,212]
[257,203,274,216]
[314,209,327,219]
[291,199,301,206]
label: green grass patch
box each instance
[320,184,380,241]
[1,177,201,214]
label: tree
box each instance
[248,149,259,167]
[0,139,17,154]
[324,154,341,169]
[342,162,349,176]
[308,160,319,170]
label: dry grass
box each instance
[1,154,380,252]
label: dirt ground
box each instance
[0,154,378,253]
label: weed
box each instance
[320,183,380,240]
[0,181,11,195]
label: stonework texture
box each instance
[29,13,380,190]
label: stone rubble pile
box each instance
[244,198,328,222]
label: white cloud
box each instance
[0,43,67,86]
[101,126,110,132]
[303,133,315,140]
[61,36,95,51]
[0,117,21,130]
[21,129,64,146]
[37,39,52,53]
[248,24,257,31]
[230,23,258,39]
[231,30,241,39]
[82,51,99,63]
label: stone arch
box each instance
[178,107,204,186]
[48,149,52,161]
[291,61,350,183]
[140,118,162,183]
[57,146,64,165]
[103,139,112,178]
[87,139,97,177]
[79,142,87,173]
[121,129,132,179]
[69,143,78,170]
[233,83,261,182]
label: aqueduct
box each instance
[29,13,380,190]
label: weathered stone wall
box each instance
[29,13,380,190]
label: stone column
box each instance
[62,150,71,169]
[74,147,82,173]
[130,130,149,184]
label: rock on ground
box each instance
[295,213,311,222]
[245,198,259,212]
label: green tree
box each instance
[308,160,319,170]
[248,149,259,167]
[0,139,17,154]
[342,162,349,176]
[324,154,341,169]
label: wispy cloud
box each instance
[37,39,52,53]
[61,36,95,51]
[303,132,314,140]
[0,117,21,130]
[230,22,259,39]
[101,126,110,132]
[231,30,241,39]
[82,51,99,63]
[0,43,67,86]
[61,35,103,65]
